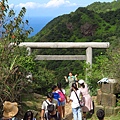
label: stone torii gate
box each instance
[17,42,110,66]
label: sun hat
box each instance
[3,101,18,118]
[78,79,84,84]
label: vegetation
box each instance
[0,0,120,118]
[0,0,56,116]
[0,0,34,103]
[87,1,120,13]
[27,1,120,96]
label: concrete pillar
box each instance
[86,47,92,80]
[26,47,32,56]
[86,47,92,66]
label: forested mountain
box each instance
[87,0,120,13]
[28,1,120,92]
[29,1,120,43]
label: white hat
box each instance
[78,79,84,84]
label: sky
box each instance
[7,0,113,36]
[8,0,113,18]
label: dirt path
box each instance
[65,102,73,120]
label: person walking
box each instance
[40,92,60,120]
[64,72,78,97]
[78,79,93,120]
[52,85,62,119]
[57,82,68,120]
[69,83,82,120]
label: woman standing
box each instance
[52,85,62,119]
[69,83,82,120]
[78,79,93,120]
[57,82,67,119]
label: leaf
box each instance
[10,55,18,70]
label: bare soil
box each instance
[65,102,73,120]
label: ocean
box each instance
[27,16,54,37]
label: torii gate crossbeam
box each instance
[11,42,110,66]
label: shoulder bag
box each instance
[74,90,85,107]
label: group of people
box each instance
[65,72,93,120]
[1,72,105,120]
[41,82,67,120]
[40,72,94,120]
[1,101,36,120]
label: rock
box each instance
[33,93,44,99]
[35,102,42,111]
[23,101,34,107]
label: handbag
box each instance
[74,90,85,107]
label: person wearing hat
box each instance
[2,101,19,120]
[78,79,93,120]
[40,92,60,120]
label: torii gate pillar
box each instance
[86,47,92,66]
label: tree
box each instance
[83,38,120,96]
[0,0,34,105]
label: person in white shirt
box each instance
[69,83,82,120]
[40,92,60,120]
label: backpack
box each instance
[45,100,54,113]
[58,90,65,102]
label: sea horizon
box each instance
[26,16,54,37]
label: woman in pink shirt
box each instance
[78,79,93,120]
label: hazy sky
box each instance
[8,0,113,17]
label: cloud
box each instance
[45,0,66,7]
[16,2,43,9]
[9,0,77,9]
[45,0,77,7]
[9,4,15,9]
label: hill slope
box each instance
[27,1,120,85]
